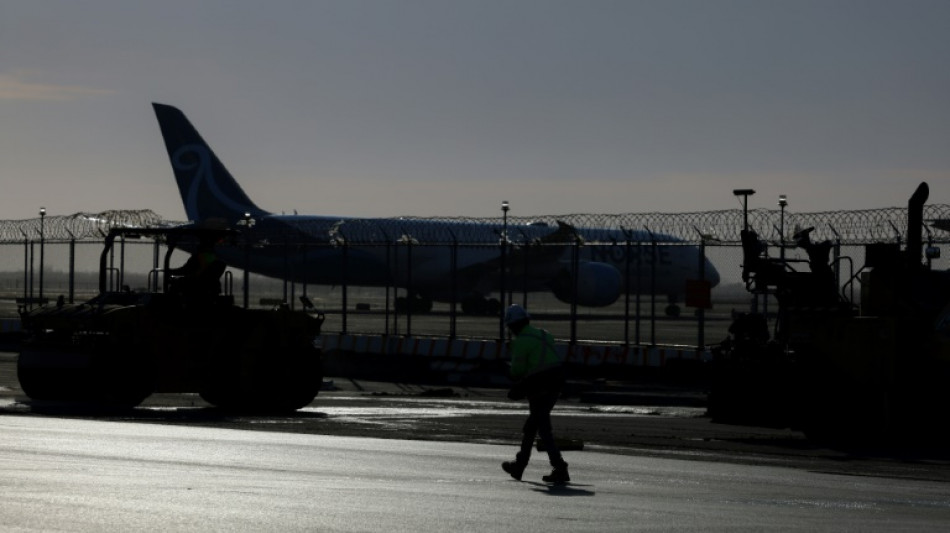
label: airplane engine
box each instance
[550,262,622,307]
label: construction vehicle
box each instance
[17,226,324,412]
[709,182,950,446]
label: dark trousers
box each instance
[517,389,567,468]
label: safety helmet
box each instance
[504,304,530,325]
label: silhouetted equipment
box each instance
[17,226,325,412]
[709,182,950,446]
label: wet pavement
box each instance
[10,416,950,532]
[3,352,950,482]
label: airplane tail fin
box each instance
[152,103,268,224]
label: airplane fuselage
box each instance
[208,213,718,308]
[153,102,720,312]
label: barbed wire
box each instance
[2,205,948,245]
[0,210,172,243]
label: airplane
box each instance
[152,103,720,316]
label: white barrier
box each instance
[319,334,711,368]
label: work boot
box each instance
[502,461,526,481]
[542,464,570,485]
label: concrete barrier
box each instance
[318,333,710,369]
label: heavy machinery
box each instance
[17,226,324,412]
[709,182,950,446]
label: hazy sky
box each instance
[1,0,948,222]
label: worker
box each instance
[501,304,570,484]
[169,232,226,299]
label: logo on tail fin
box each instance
[172,144,262,222]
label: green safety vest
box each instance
[509,324,560,380]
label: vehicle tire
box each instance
[16,365,63,401]
[262,347,324,412]
[17,350,89,402]
[97,372,153,408]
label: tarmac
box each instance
[3,351,950,482]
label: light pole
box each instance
[500,200,510,341]
[778,195,787,260]
[39,207,46,303]
[733,189,755,232]
[733,189,756,312]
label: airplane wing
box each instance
[454,220,579,284]
[507,220,580,268]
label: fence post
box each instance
[692,228,707,353]
[39,210,45,302]
[22,236,28,306]
[405,236,413,337]
[622,228,632,345]
[636,237,642,346]
[242,214,252,308]
[69,235,77,303]
[570,235,580,345]
[499,205,508,342]
[520,229,530,309]
[301,241,308,302]
[119,235,126,291]
[290,247,296,312]
[342,240,349,335]
[282,238,289,307]
[385,240,392,336]
[29,240,35,306]
[449,232,458,339]
[645,226,657,346]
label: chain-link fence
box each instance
[2,204,948,349]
